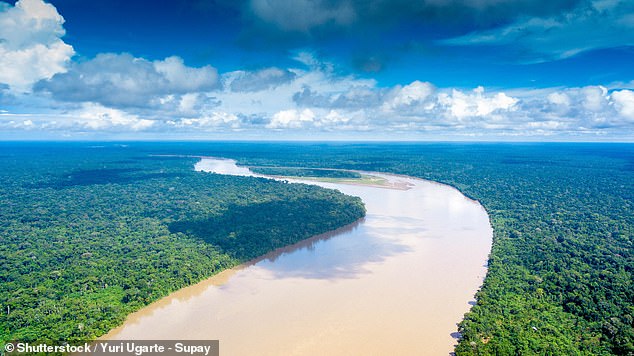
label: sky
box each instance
[1,0,633,141]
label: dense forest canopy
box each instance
[0,143,365,343]
[0,141,632,355]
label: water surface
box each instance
[104,158,492,355]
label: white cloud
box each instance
[611,90,634,120]
[382,81,435,111]
[154,56,218,93]
[213,54,376,117]
[170,93,221,117]
[548,92,571,107]
[172,111,240,130]
[437,87,518,119]
[322,110,351,125]
[267,109,315,129]
[0,103,155,132]
[35,53,218,108]
[581,86,609,112]
[264,107,359,130]
[178,93,200,114]
[3,43,634,140]
[73,103,155,131]
[0,115,38,130]
[226,67,296,92]
[0,0,74,92]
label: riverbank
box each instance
[104,158,492,355]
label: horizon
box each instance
[1,0,633,141]
[2,139,634,145]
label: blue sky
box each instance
[1,0,633,140]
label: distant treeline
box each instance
[249,166,362,179]
[0,144,365,343]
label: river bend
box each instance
[104,158,492,355]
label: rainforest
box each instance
[0,141,632,355]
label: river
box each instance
[103,158,492,355]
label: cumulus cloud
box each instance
[291,80,519,124]
[72,103,155,131]
[35,53,218,108]
[612,90,634,120]
[264,107,360,130]
[0,103,155,132]
[293,85,382,109]
[437,87,518,119]
[154,56,219,93]
[504,85,633,131]
[211,53,377,117]
[3,37,634,140]
[173,93,218,116]
[548,92,571,109]
[268,77,634,137]
[5,81,634,139]
[0,0,74,92]
[320,110,352,126]
[581,86,609,112]
[170,111,240,130]
[382,81,435,111]
[227,67,296,92]
[0,114,38,130]
[442,0,634,61]
[267,108,315,129]
[292,86,332,107]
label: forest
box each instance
[0,143,365,343]
[249,166,362,179]
[1,141,632,355]
[152,141,631,355]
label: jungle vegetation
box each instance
[1,141,632,355]
[0,143,365,343]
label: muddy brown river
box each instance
[103,158,492,355]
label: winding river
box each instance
[103,158,492,355]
